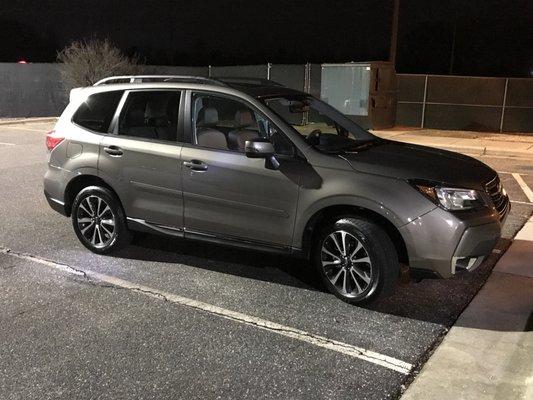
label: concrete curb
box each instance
[0,117,58,126]
[401,216,533,400]
[431,144,533,159]
[377,136,533,159]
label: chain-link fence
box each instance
[1,62,532,133]
[397,74,533,132]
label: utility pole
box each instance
[449,1,457,75]
[389,0,400,67]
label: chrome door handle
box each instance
[103,145,123,156]
[183,160,208,171]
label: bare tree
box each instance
[57,39,142,90]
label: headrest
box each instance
[198,107,219,126]
[145,98,168,120]
[234,110,255,128]
[125,109,145,126]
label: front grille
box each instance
[485,175,509,220]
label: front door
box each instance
[98,89,184,228]
[181,91,301,247]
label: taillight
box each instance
[45,130,64,151]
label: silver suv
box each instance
[44,75,509,304]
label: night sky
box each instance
[1,0,532,77]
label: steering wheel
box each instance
[307,129,322,146]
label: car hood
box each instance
[341,140,496,189]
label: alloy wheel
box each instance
[76,195,116,249]
[320,230,373,298]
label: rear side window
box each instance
[117,91,181,142]
[72,91,124,133]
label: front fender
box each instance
[291,167,436,250]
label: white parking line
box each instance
[511,173,533,202]
[0,141,15,146]
[0,247,413,375]
[511,200,533,206]
[498,171,531,176]
[2,125,45,132]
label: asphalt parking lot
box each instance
[1,121,532,399]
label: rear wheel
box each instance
[71,186,131,254]
[313,217,398,305]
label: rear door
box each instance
[98,89,184,229]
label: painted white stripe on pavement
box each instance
[0,247,413,375]
[498,171,531,176]
[512,173,533,202]
[3,126,45,132]
[511,200,533,206]
[514,216,533,241]
[0,141,15,146]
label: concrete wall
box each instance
[0,63,67,118]
[0,63,209,118]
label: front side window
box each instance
[191,93,293,155]
[264,95,377,153]
[72,90,124,133]
[118,91,181,142]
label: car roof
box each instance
[89,75,307,99]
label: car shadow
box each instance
[113,232,325,292]
[113,233,516,331]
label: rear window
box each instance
[72,91,124,133]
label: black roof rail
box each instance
[213,77,284,87]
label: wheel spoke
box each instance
[330,268,343,285]
[349,269,363,293]
[90,224,98,244]
[79,202,93,217]
[86,197,96,216]
[96,225,104,245]
[341,269,348,293]
[322,247,340,261]
[330,233,344,255]
[100,223,113,237]
[340,231,348,256]
[98,205,110,217]
[96,198,102,217]
[351,266,371,284]
[78,217,92,224]
[322,259,341,267]
[100,219,115,227]
[352,256,370,264]
[349,240,363,259]
[80,221,95,234]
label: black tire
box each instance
[312,217,398,305]
[71,186,131,254]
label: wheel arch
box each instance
[64,174,122,217]
[299,204,409,266]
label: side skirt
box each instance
[126,217,304,257]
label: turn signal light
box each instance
[45,130,64,151]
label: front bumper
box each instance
[399,205,508,279]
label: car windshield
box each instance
[263,95,377,153]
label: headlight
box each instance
[413,184,486,211]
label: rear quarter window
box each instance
[72,91,124,133]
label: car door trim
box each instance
[130,180,182,196]
[183,191,289,218]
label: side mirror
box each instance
[245,139,280,170]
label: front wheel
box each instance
[313,217,399,305]
[71,186,131,254]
